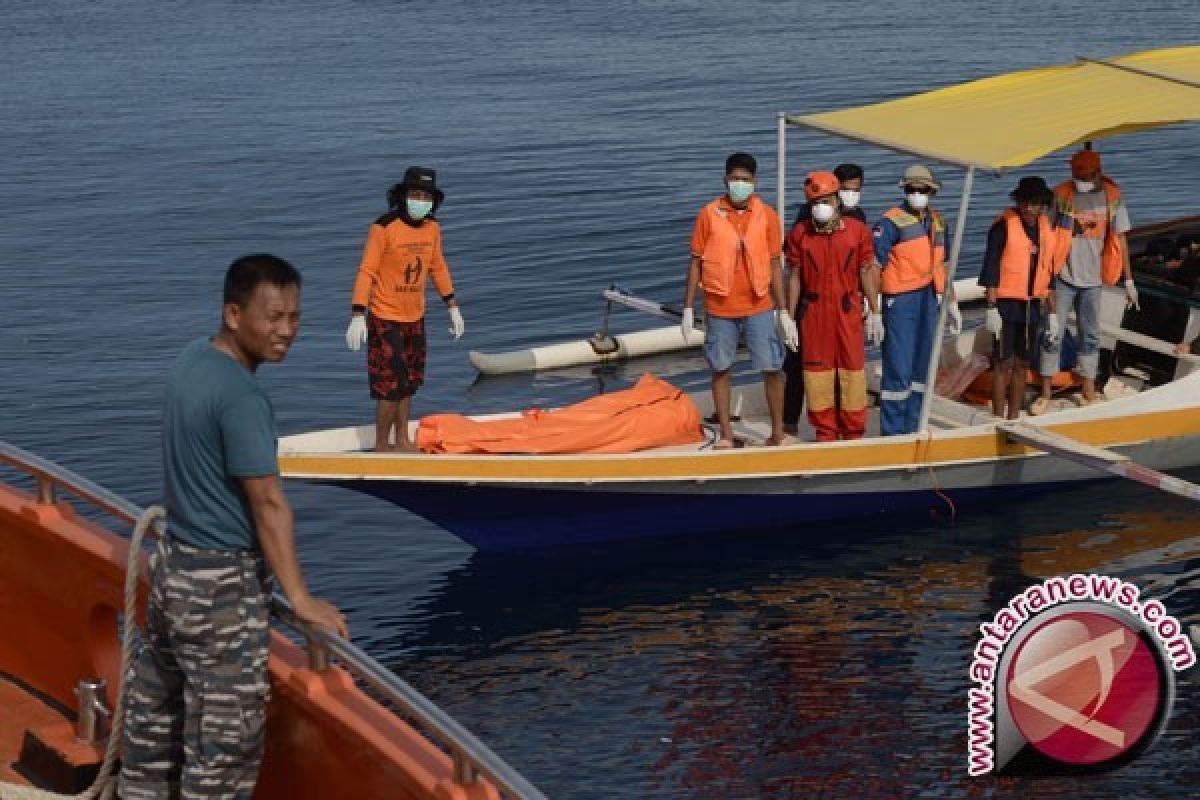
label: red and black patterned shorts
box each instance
[367,316,426,400]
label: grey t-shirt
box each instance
[163,338,278,550]
[1059,186,1131,289]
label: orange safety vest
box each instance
[698,197,773,299]
[994,209,1058,301]
[879,207,946,295]
[1053,178,1125,286]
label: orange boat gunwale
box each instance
[0,441,544,799]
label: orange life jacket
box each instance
[994,209,1057,301]
[698,196,773,299]
[1052,178,1125,286]
[879,207,946,295]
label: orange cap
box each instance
[804,171,840,201]
[1069,149,1102,177]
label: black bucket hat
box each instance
[397,166,445,207]
[1010,175,1053,205]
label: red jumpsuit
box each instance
[784,217,875,441]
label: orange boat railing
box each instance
[0,439,547,800]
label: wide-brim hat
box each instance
[398,166,445,207]
[1010,175,1053,204]
[898,164,940,191]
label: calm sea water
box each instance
[2,1,1198,797]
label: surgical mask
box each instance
[837,189,861,209]
[811,202,836,224]
[1073,179,1096,193]
[727,180,754,204]
[906,192,929,210]
[406,198,434,220]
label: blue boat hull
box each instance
[323,477,1104,551]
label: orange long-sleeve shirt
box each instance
[351,212,455,322]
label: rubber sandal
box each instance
[1029,396,1050,416]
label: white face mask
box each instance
[811,202,836,224]
[837,189,861,209]
[727,180,754,204]
[906,192,930,210]
[1074,179,1096,193]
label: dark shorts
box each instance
[367,316,426,400]
[993,299,1042,363]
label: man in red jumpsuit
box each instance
[784,172,882,441]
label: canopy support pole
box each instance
[918,165,974,433]
[776,112,787,232]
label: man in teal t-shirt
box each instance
[120,254,348,800]
[162,338,279,550]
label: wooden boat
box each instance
[282,47,1200,550]
[0,442,545,799]
[280,271,1200,550]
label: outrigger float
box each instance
[281,46,1200,551]
[468,281,986,376]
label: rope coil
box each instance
[0,505,164,800]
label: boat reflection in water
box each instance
[380,480,1200,798]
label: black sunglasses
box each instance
[904,185,935,195]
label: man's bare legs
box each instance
[711,369,734,447]
[374,397,418,452]
[993,360,1013,419]
[1008,360,1028,419]
[763,370,786,444]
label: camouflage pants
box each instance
[118,537,271,800]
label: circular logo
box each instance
[1005,610,1164,766]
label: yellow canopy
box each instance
[786,46,1200,172]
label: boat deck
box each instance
[0,677,36,786]
[0,673,81,789]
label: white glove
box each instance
[448,306,465,339]
[776,310,799,352]
[681,308,696,342]
[865,311,885,346]
[1044,312,1060,346]
[1124,278,1140,311]
[945,298,963,335]
[985,306,1003,340]
[345,315,367,351]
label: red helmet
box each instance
[804,171,840,200]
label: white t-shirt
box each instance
[1060,186,1131,288]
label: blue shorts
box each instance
[704,309,785,373]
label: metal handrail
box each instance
[0,438,547,800]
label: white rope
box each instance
[1,505,164,800]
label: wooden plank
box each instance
[1101,323,1200,366]
[998,421,1128,464]
[998,420,1200,503]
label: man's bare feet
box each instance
[391,440,420,453]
